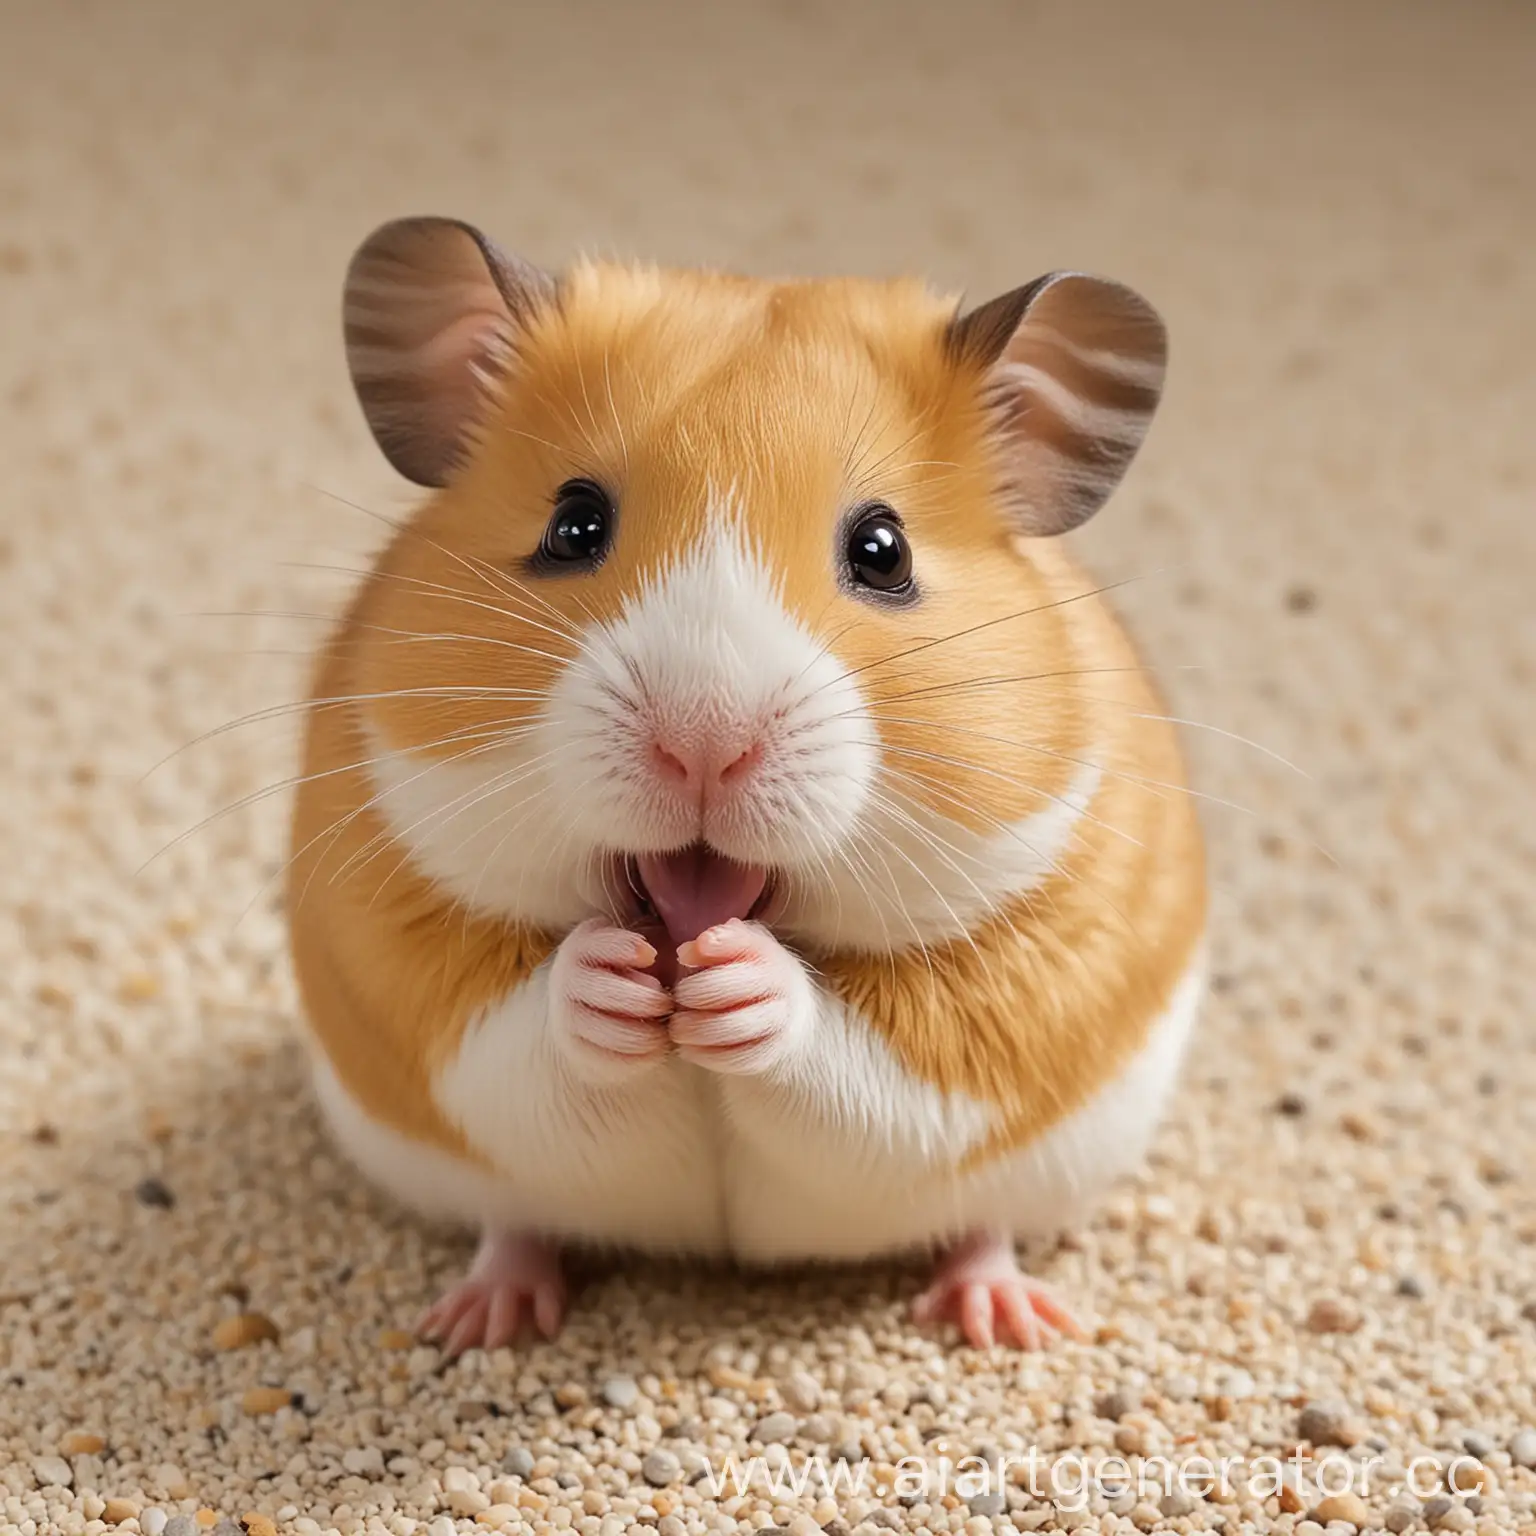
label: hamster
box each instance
[287,215,1206,1355]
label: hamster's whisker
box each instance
[862,664,1158,710]
[602,350,631,479]
[842,817,930,995]
[860,712,1264,821]
[873,759,1141,940]
[861,790,994,964]
[862,736,1141,847]
[335,747,567,896]
[811,573,1165,697]
[1126,712,1308,777]
[233,729,534,926]
[144,723,529,877]
[194,606,578,667]
[861,672,1304,780]
[301,483,588,642]
[150,685,555,772]
[283,560,582,650]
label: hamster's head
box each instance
[340,217,1166,962]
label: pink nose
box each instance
[650,735,764,796]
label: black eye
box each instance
[538,480,613,566]
[846,507,913,594]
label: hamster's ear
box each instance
[342,217,556,487]
[947,273,1167,536]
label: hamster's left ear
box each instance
[342,216,556,487]
[947,273,1167,536]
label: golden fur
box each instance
[290,260,1203,1156]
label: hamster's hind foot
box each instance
[418,1230,565,1356]
[911,1231,1087,1350]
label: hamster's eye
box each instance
[846,506,913,595]
[538,480,613,567]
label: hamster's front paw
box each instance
[549,918,673,1083]
[670,919,812,1075]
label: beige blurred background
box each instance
[2,2,1534,1532]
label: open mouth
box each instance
[618,844,773,974]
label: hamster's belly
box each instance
[317,948,1201,1261]
[316,971,731,1255]
[715,945,1205,1262]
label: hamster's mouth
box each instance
[615,845,774,983]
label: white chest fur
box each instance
[312,945,1203,1261]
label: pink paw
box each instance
[912,1232,1087,1350]
[419,1231,565,1356]
[550,918,672,1082]
[671,920,809,1075]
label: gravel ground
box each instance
[3,3,1535,1535]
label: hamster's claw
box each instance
[419,1230,565,1356]
[912,1231,1086,1351]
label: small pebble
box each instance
[1509,1429,1536,1468]
[60,1431,106,1455]
[103,1500,140,1525]
[1161,1491,1196,1518]
[642,1448,682,1486]
[1095,1389,1135,1421]
[500,1447,535,1479]
[141,1512,169,1536]
[1462,1430,1494,1459]
[1218,1368,1256,1399]
[1306,1297,1361,1333]
[967,1492,1005,1517]
[240,1517,278,1536]
[239,1386,293,1415]
[1398,1274,1427,1298]
[601,1375,639,1410]
[1429,1503,1474,1532]
[162,1519,198,1536]
[212,1312,280,1351]
[1299,1399,1366,1448]
[134,1176,176,1209]
[1275,1091,1308,1116]
[782,1369,821,1412]
[752,1411,798,1444]
[31,1455,74,1489]
[1383,1500,1420,1533]
[1312,1492,1369,1527]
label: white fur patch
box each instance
[718,942,1205,1261]
[311,939,1203,1264]
[430,965,726,1251]
[779,757,1102,949]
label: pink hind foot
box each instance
[912,1231,1087,1350]
[418,1230,565,1357]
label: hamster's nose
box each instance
[649,734,764,797]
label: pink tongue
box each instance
[635,846,768,948]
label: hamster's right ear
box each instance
[342,217,556,487]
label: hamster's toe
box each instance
[670,919,811,1075]
[418,1230,566,1356]
[911,1231,1087,1351]
[550,919,674,1082]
